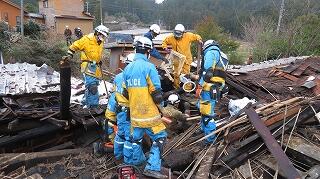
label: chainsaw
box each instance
[117,165,141,179]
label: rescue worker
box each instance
[144,24,168,63]
[123,37,168,178]
[162,24,202,88]
[74,27,83,40]
[104,54,134,164]
[64,26,72,45]
[63,24,109,108]
[198,40,228,143]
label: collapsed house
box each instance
[0,55,319,179]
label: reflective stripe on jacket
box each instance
[114,73,129,107]
[69,33,104,78]
[123,53,162,128]
[162,32,202,64]
[105,92,117,121]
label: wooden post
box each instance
[60,60,71,121]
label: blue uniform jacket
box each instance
[144,31,164,60]
[199,45,225,88]
[123,53,163,128]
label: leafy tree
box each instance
[24,20,41,39]
[24,2,38,13]
[0,21,10,51]
[195,16,239,53]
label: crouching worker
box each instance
[197,40,229,143]
[123,37,168,179]
[63,25,109,108]
[97,54,135,163]
[93,92,116,157]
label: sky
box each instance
[155,0,164,4]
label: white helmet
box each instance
[150,24,160,35]
[203,39,219,50]
[174,24,185,38]
[95,24,109,38]
[122,53,135,64]
[134,36,153,51]
[168,94,180,104]
[174,24,185,32]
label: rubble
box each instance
[0,63,112,153]
[227,56,320,101]
[0,56,320,178]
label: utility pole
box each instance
[276,0,285,35]
[20,0,24,36]
[86,2,89,13]
[100,0,103,25]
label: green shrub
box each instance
[227,51,246,65]
[290,14,320,56]
[195,16,240,53]
[0,21,10,51]
[7,36,64,67]
[252,14,320,62]
[253,31,289,62]
[24,20,41,39]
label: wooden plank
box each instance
[291,62,310,76]
[0,124,61,148]
[0,149,83,170]
[195,146,216,179]
[263,106,301,126]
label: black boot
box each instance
[143,169,168,179]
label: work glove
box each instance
[164,48,171,54]
[199,40,203,46]
[189,73,199,81]
[160,61,167,70]
[162,57,170,64]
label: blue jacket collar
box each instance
[134,53,149,62]
[204,45,220,54]
[144,31,153,40]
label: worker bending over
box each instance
[162,24,202,88]
[198,40,228,143]
[104,54,135,163]
[144,24,169,63]
[123,37,167,179]
[63,25,109,108]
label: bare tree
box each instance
[243,16,275,43]
[276,0,285,35]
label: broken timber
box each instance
[245,107,301,179]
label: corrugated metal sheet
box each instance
[0,62,113,105]
[0,63,60,96]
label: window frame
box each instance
[43,0,49,8]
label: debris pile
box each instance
[0,63,112,153]
[227,56,320,101]
[0,56,320,179]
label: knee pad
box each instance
[88,84,98,95]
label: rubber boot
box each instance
[143,169,168,179]
[93,142,104,157]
